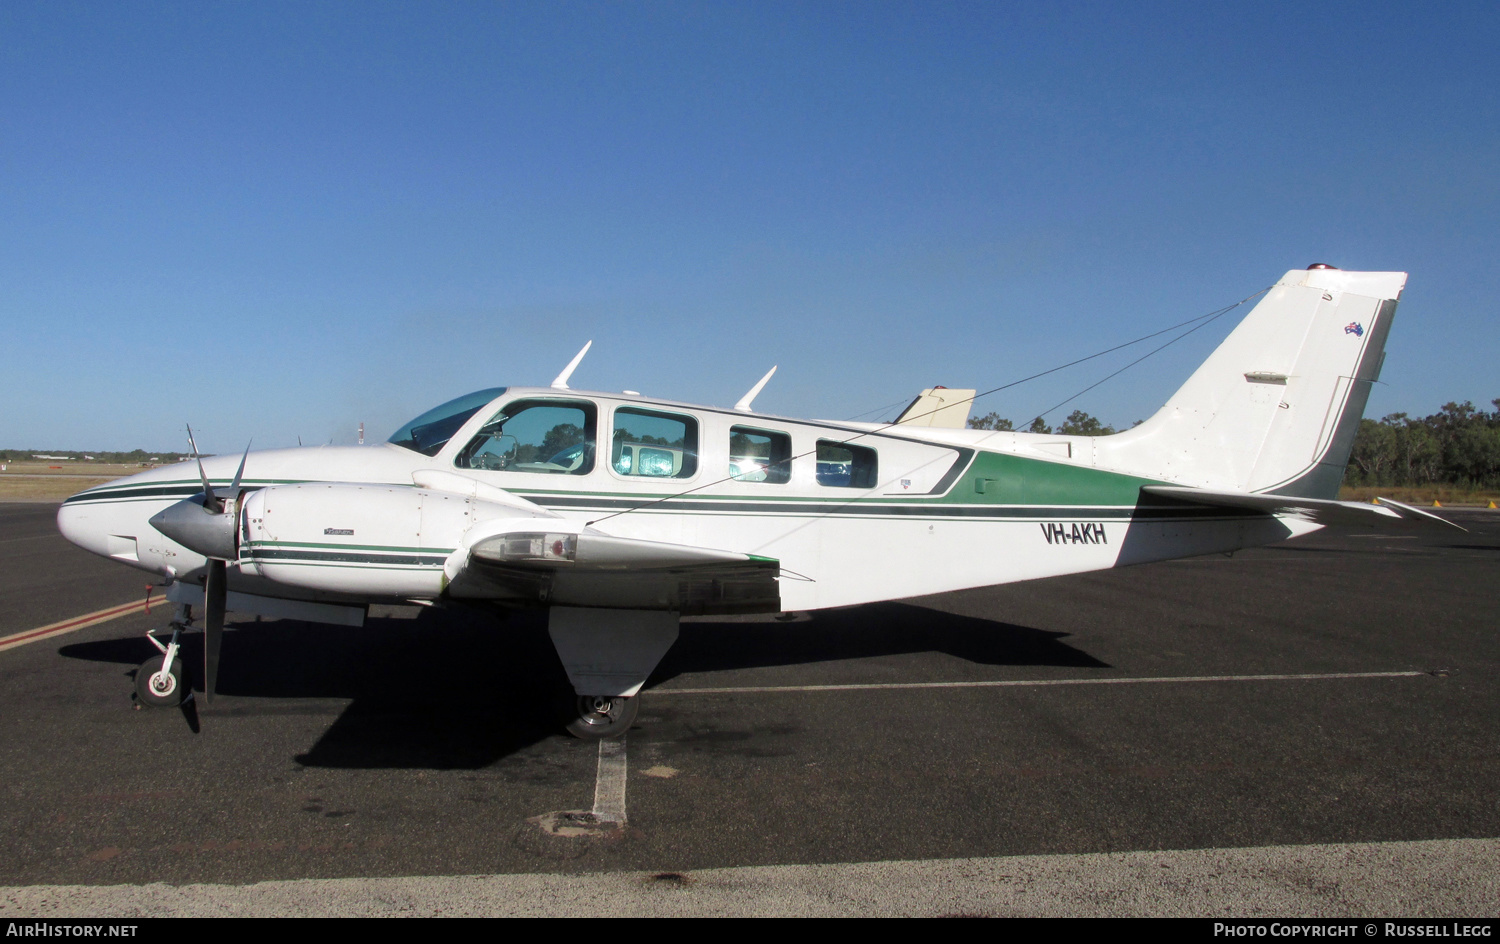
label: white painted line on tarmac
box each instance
[593,736,628,825]
[646,670,1427,697]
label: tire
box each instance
[135,656,184,708]
[565,694,639,739]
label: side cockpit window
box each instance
[612,408,697,479]
[729,426,791,484]
[816,440,878,488]
[455,399,596,474]
[388,388,507,457]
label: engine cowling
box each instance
[238,483,518,599]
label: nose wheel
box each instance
[134,620,187,708]
[566,694,638,739]
[135,655,184,708]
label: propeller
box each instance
[148,427,250,704]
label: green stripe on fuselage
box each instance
[245,540,454,554]
[944,450,1163,506]
[61,478,324,504]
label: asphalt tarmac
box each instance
[0,501,1496,914]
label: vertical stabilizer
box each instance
[894,388,977,429]
[1098,267,1406,498]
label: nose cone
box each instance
[149,498,238,560]
[56,499,108,557]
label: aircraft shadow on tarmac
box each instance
[57,601,1105,770]
[663,601,1108,678]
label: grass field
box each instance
[0,476,117,501]
[0,462,149,502]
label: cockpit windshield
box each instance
[387,388,506,456]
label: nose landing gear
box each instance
[135,620,186,708]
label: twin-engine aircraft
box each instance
[57,266,1456,737]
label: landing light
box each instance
[498,533,577,563]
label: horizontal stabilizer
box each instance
[1366,496,1470,531]
[1141,486,1466,532]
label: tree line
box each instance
[969,399,1500,488]
[1345,400,1500,488]
[967,409,1124,436]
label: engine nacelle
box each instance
[238,483,516,599]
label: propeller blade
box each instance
[215,441,251,502]
[186,424,220,514]
[230,442,249,488]
[203,559,226,705]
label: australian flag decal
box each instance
[1344,322,1364,337]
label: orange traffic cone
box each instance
[1488,500,1497,509]
[1432,500,1442,507]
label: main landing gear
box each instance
[134,604,192,709]
[566,695,640,739]
[549,606,678,740]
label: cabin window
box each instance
[729,426,791,484]
[816,440,878,488]
[612,408,697,478]
[454,399,596,474]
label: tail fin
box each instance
[1099,266,1406,498]
[894,388,977,428]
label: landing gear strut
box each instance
[548,606,677,740]
[566,694,639,739]
[136,617,187,708]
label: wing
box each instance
[443,525,782,615]
[1141,486,1466,531]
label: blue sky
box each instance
[3,1,1496,453]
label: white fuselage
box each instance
[57,387,1316,615]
